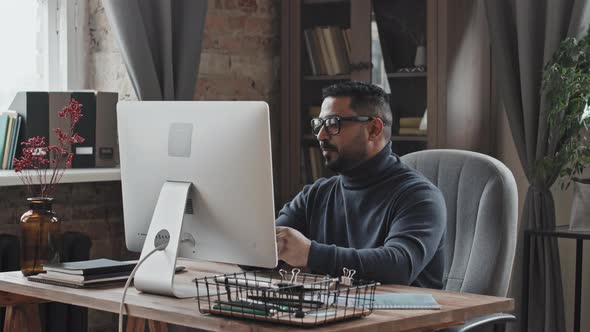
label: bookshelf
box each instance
[279,0,494,203]
[0,168,121,187]
[280,0,433,203]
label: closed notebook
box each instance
[45,270,131,282]
[372,293,440,310]
[27,275,126,289]
[43,258,137,276]
[338,293,441,310]
[33,272,130,284]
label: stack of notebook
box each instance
[27,259,137,288]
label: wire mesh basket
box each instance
[194,269,379,327]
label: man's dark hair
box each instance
[322,81,393,140]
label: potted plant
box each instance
[540,28,590,230]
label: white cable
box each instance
[118,243,167,332]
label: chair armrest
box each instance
[444,313,516,332]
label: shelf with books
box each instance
[281,0,495,203]
[0,167,121,187]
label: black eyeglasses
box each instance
[310,116,375,136]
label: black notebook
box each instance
[42,259,137,276]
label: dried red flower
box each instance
[13,98,85,198]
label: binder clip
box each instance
[341,268,356,286]
[278,268,300,286]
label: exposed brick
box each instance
[245,17,273,36]
[237,0,258,13]
[258,0,275,15]
[224,0,237,10]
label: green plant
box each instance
[539,28,590,189]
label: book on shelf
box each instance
[398,128,427,136]
[303,29,321,76]
[330,26,349,74]
[398,113,427,136]
[0,111,21,170]
[399,117,422,128]
[311,28,327,75]
[7,115,22,169]
[42,258,137,276]
[321,27,339,75]
[0,114,9,168]
[303,26,351,76]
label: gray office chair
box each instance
[401,149,518,332]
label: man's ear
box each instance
[368,118,384,141]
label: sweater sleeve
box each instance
[275,184,313,234]
[307,185,446,285]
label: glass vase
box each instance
[19,197,61,276]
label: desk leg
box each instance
[574,239,583,332]
[127,316,169,332]
[126,317,145,332]
[3,303,42,332]
[148,319,169,332]
[521,231,530,332]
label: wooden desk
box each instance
[0,259,513,332]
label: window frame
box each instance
[47,0,87,90]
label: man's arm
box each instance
[240,185,313,271]
[275,184,314,233]
[285,186,446,285]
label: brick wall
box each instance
[0,1,280,330]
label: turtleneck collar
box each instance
[339,142,400,189]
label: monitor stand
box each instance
[133,181,199,298]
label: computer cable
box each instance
[118,243,167,332]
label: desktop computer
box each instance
[117,101,278,298]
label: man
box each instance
[275,81,446,288]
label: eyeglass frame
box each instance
[310,115,377,136]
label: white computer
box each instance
[117,101,278,298]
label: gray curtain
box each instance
[484,0,590,331]
[103,0,208,100]
[102,2,207,331]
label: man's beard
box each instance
[320,141,366,173]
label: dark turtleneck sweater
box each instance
[277,143,446,288]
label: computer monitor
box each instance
[117,101,278,298]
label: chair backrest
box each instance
[401,149,518,297]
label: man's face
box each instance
[316,96,371,173]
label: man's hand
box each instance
[276,226,312,267]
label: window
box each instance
[0,0,86,111]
